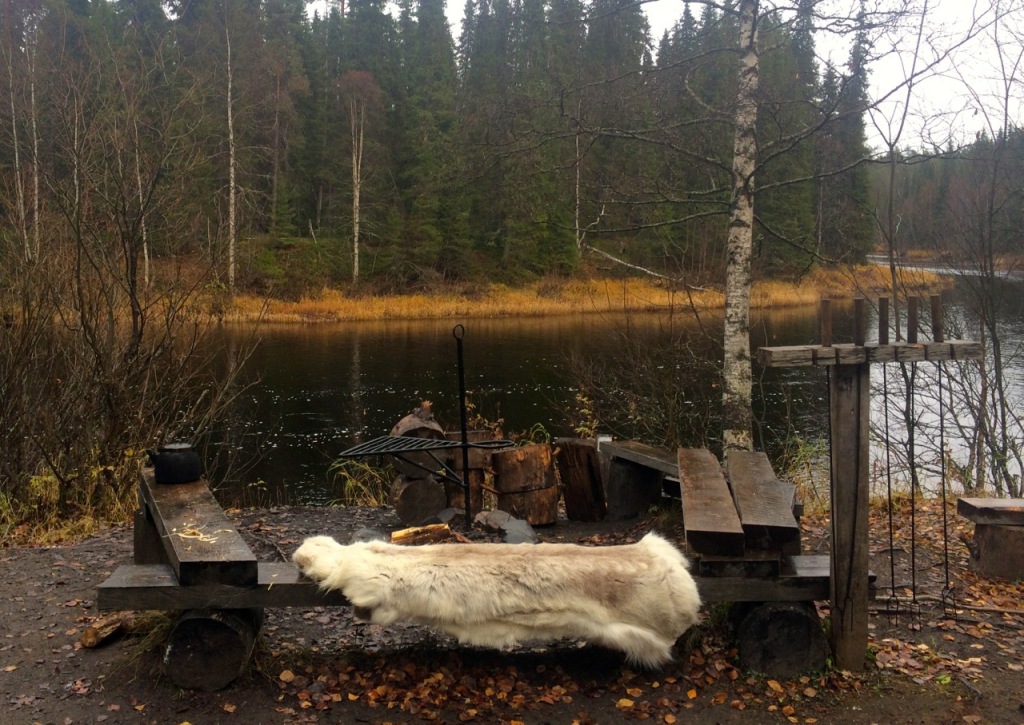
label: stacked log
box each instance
[492,443,559,526]
[389,402,448,526]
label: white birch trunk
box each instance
[225,20,237,292]
[29,44,39,260]
[350,98,363,283]
[6,50,29,260]
[722,0,760,452]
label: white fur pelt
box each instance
[292,532,701,667]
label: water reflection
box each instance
[211,307,851,504]
[209,281,1022,506]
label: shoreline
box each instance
[218,265,947,324]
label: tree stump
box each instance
[735,602,828,678]
[389,402,445,478]
[492,444,559,525]
[163,608,263,691]
[391,474,447,526]
[553,438,607,521]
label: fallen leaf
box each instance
[768,679,784,693]
[616,698,635,709]
[279,670,296,683]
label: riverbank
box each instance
[220,265,946,324]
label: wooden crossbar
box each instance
[97,556,857,610]
[97,562,348,611]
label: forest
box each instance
[1,0,887,296]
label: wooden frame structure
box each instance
[758,295,982,670]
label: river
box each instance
[209,306,850,504]
[208,279,1023,505]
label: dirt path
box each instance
[1,502,1021,724]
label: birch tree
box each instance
[338,70,381,283]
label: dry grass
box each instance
[216,266,947,324]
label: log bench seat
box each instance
[957,497,1024,580]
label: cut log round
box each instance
[735,602,828,678]
[391,474,447,526]
[492,444,559,526]
[163,608,263,691]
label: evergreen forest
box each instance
[1,0,892,295]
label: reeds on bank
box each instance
[220,265,946,324]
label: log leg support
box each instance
[163,608,264,691]
[734,602,829,678]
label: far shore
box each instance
[219,265,947,324]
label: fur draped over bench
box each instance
[292,532,701,667]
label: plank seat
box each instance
[677,448,745,556]
[957,497,1024,526]
[139,469,258,586]
[726,451,801,549]
[97,562,349,611]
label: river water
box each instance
[209,279,1023,505]
[210,306,846,504]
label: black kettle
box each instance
[146,442,202,484]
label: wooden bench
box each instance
[100,458,863,688]
[99,469,352,691]
[958,497,1024,580]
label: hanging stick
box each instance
[880,300,899,625]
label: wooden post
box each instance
[828,360,870,670]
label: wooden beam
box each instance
[97,562,349,611]
[829,362,871,671]
[139,470,258,586]
[678,448,744,556]
[696,555,875,603]
[958,497,1024,526]
[758,340,982,367]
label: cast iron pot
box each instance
[147,442,202,484]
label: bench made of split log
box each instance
[957,497,1024,580]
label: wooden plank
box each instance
[678,448,744,556]
[958,497,1024,526]
[97,562,349,611]
[600,440,678,476]
[139,470,258,586]
[726,451,800,548]
[758,340,983,367]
